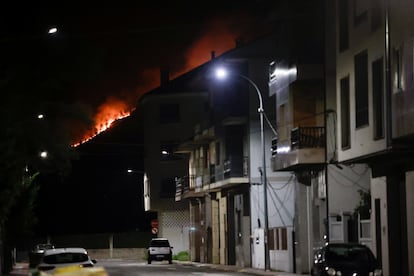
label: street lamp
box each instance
[48,27,58,34]
[214,66,270,271]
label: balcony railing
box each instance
[175,175,196,200]
[290,126,325,150]
[176,156,249,200]
[271,126,325,171]
[223,155,248,178]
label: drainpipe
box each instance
[385,0,392,148]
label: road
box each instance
[99,259,260,276]
[8,259,305,276]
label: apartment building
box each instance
[137,68,210,255]
[135,1,414,275]
[174,32,280,266]
[174,1,329,273]
[334,1,414,275]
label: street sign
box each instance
[151,227,158,235]
[151,219,159,228]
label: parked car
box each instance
[311,243,382,276]
[36,247,97,273]
[29,243,55,268]
[147,238,173,264]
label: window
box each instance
[199,146,208,169]
[160,178,176,198]
[159,103,180,124]
[339,0,349,52]
[372,57,384,139]
[354,50,369,128]
[340,76,351,149]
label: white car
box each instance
[37,247,97,273]
[147,238,173,264]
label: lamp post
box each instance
[215,67,270,271]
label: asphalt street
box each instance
[7,259,309,276]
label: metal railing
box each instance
[291,126,325,150]
[223,155,248,178]
[176,155,249,197]
[175,175,195,197]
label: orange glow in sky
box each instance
[73,98,131,147]
[74,16,252,146]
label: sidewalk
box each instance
[6,261,308,276]
[6,262,30,276]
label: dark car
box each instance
[311,243,382,276]
[147,238,173,264]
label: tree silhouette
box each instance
[0,44,93,273]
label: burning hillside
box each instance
[73,12,267,146]
[72,98,132,147]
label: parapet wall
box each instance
[88,248,147,261]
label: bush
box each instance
[173,251,189,261]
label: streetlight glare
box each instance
[215,67,228,80]
[40,151,48,158]
[48,27,57,34]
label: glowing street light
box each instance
[214,66,270,271]
[48,27,58,34]
[39,151,48,159]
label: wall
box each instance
[327,164,370,215]
[219,196,227,265]
[158,209,190,254]
[371,176,389,276]
[405,171,414,276]
[88,248,147,261]
[335,9,387,162]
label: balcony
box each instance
[175,175,204,201]
[271,126,325,171]
[176,156,249,201]
[208,155,249,190]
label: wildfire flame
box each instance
[74,15,261,147]
[73,98,131,147]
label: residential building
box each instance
[174,31,303,271]
[333,1,414,275]
[137,68,210,255]
[175,0,331,273]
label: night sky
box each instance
[1,2,277,117]
[1,1,283,235]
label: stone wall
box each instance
[88,248,147,261]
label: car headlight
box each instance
[325,267,336,275]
